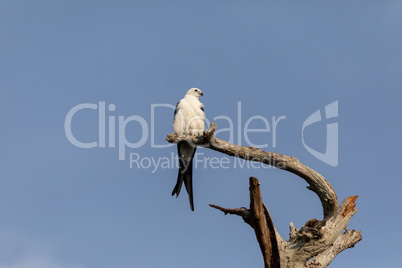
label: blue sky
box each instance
[0,1,401,267]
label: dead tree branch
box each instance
[166,123,361,267]
[210,177,280,268]
[166,122,338,219]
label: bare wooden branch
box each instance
[209,204,250,218]
[210,177,280,268]
[167,123,361,267]
[249,177,280,268]
[210,178,361,268]
[305,228,362,267]
[166,122,338,219]
[286,195,361,267]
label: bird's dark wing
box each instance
[173,101,180,120]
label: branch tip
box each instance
[342,195,359,217]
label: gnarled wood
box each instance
[209,177,281,268]
[167,123,361,267]
[167,122,338,219]
[210,178,361,268]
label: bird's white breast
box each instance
[173,95,205,135]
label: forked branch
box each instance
[210,177,280,268]
[166,123,361,267]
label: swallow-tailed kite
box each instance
[171,88,205,211]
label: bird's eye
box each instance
[195,89,198,92]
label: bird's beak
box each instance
[200,92,204,96]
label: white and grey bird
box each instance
[172,88,205,211]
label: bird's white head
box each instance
[186,88,203,99]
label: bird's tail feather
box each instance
[172,141,195,211]
[172,172,184,197]
[183,160,194,211]
[171,154,188,197]
[172,157,194,211]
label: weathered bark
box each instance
[166,123,337,219]
[166,123,362,267]
[210,177,280,268]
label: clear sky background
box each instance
[0,1,401,267]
